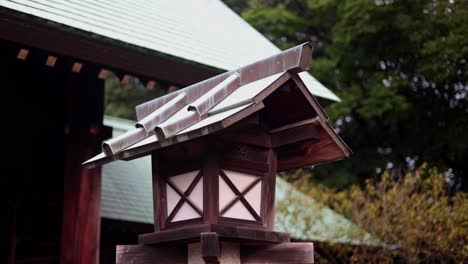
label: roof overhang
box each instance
[83,43,351,170]
[0,7,220,86]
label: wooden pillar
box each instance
[60,67,105,264]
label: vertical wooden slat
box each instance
[60,67,105,264]
[151,152,162,231]
[262,149,277,230]
[203,149,219,225]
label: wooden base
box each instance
[119,232,313,264]
[139,224,290,245]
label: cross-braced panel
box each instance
[165,170,203,223]
[219,170,262,221]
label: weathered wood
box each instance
[220,129,272,148]
[269,118,318,134]
[276,125,350,172]
[116,244,186,264]
[0,10,219,86]
[203,152,219,226]
[262,149,277,229]
[241,242,314,263]
[116,242,312,264]
[201,232,220,264]
[139,224,212,244]
[223,159,270,174]
[270,122,320,148]
[222,143,270,163]
[139,224,289,245]
[60,67,105,264]
[151,153,162,231]
[61,142,103,264]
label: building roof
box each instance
[101,116,377,245]
[275,178,382,246]
[0,0,339,101]
[84,44,350,170]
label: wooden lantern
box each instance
[84,43,351,263]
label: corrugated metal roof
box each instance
[83,43,350,168]
[0,0,340,101]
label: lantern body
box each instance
[152,138,277,232]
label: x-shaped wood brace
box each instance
[219,170,262,221]
[166,171,203,222]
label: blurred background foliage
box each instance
[223,0,468,191]
[280,164,467,262]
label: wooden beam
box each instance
[116,242,312,263]
[276,126,348,172]
[139,224,289,244]
[263,149,277,230]
[60,67,106,264]
[201,232,220,264]
[220,129,272,148]
[203,150,220,226]
[151,153,163,231]
[0,10,220,86]
[241,243,314,263]
[116,245,186,264]
[269,118,319,133]
[270,122,320,148]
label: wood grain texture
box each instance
[0,10,219,86]
[241,243,314,264]
[203,151,220,226]
[262,149,277,230]
[139,224,289,245]
[151,153,162,231]
[116,242,312,264]
[116,245,186,264]
[60,69,105,264]
[201,232,220,264]
[270,123,319,148]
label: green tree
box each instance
[104,73,166,120]
[226,0,468,189]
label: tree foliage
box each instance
[225,0,468,189]
[104,73,166,120]
[282,165,468,262]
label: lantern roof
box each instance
[84,43,351,170]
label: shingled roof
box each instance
[84,43,351,169]
[0,0,339,101]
